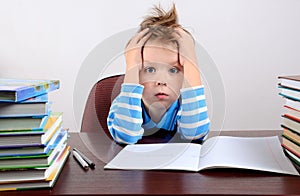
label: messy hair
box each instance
[125,4,193,66]
[138,4,188,66]
[139,4,181,46]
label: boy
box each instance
[107,5,210,144]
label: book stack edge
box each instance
[278,75,300,168]
[0,78,70,191]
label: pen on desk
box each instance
[73,150,89,170]
[73,148,96,169]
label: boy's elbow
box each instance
[108,124,143,145]
[179,119,210,141]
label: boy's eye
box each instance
[145,67,156,73]
[169,67,179,74]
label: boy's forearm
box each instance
[179,86,210,141]
[107,84,144,144]
[124,66,140,84]
[183,61,202,88]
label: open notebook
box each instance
[104,136,299,176]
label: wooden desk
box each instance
[1,130,300,195]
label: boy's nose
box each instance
[156,81,167,86]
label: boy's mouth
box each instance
[155,92,168,99]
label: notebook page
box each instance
[104,143,201,171]
[198,136,299,175]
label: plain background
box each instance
[0,0,300,132]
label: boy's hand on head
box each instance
[175,28,202,87]
[175,28,197,67]
[124,28,151,83]
[125,28,150,69]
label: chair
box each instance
[80,74,125,139]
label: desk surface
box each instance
[1,130,300,195]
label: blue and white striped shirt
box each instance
[107,83,210,144]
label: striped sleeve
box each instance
[177,85,210,141]
[107,83,144,144]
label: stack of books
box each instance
[278,75,300,167]
[0,78,70,191]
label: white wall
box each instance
[1,0,300,132]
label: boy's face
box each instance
[139,41,183,111]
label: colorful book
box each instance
[279,86,300,102]
[282,127,300,146]
[285,98,300,111]
[0,127,66,157]
[278,75,300,91]
[0,78,59,102]
[281,115,300,134]
[282,136,300,157]
[284,148,300,167]
[0,94,49,117]
[0,115,48,132]
[0,137,69,183]
[0,130,67,169]
[0,146,70,191]
[0,112,63,147]
[283,106,300,121]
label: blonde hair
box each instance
[139,4,181,46]
[140,4,181,30]
[126,4,192,66]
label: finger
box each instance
[126,28,151,51]
[130,28,150,44]
[174,28,194,43]
[174,27,185,37]
[136,28,152,45]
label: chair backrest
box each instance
[80,74,125,138]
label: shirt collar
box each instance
[142,100,180,131]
